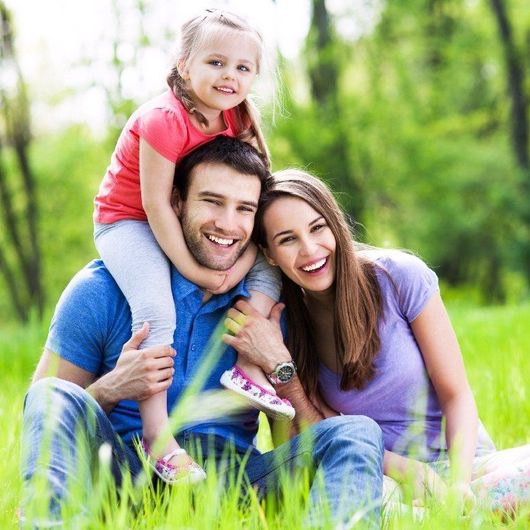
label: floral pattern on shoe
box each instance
[220,365,296,420]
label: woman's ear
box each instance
[262,247,277,267]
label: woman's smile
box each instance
[263,196,336,295]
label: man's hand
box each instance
[88,322,176,413]
[223,300,291,373]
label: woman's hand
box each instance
[222,299,292,373]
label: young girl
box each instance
[93,9,294,485]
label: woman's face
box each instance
[263,197,337,296]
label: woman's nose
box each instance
[299,237,317,256]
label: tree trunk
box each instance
[307,0,365,226]
[490,0,529,171]
[0,1,44,321]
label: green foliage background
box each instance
[2,0,530,318]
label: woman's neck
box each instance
[304,288,335,310]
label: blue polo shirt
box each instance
[46,260,259,450]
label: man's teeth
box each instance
[208,235,234,246]
[302,258,326,272]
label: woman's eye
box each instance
[312,224,325,232]
[279,236,294,244]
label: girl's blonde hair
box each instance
[167,8,270,166]
[255,169,383,396]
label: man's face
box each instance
[177,162,261,271]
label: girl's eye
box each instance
[238,65,250,73]
[209,60,223,67]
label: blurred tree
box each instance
[0,1,43,321]
[271,0,365,232]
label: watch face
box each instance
[277,364,295,382]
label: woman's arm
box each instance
[384,450,448,503]
[140,138,235,291]
[411,292,478,485]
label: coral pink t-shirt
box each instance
[94,89,239,223]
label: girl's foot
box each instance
[220,365,296,420]
[141,438,206,485]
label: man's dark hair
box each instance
[174,136,271,200]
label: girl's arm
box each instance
[140,138,234,291]
[207,244,258,294]
[411,292,478,485]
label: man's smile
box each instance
[206,233,237,247]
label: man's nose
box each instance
[214,208,237,232]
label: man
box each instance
[21,136,383,528]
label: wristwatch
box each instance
[267,360,297,385]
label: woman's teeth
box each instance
[302,258,326,272]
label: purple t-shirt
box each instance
[318,250,494,462]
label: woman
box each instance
[223,168,530,513]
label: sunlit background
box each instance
[1,0,530,322]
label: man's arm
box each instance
[33,323,176,414]
[223,300,326,434]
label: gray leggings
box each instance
[95,220,175,347]
[94,220,281,348]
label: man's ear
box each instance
[177,59,190,81]
[262,247,277,267]
[171,188,183,216]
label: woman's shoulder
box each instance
[359,248,439,319]
[359,248,432,277]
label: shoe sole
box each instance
[220,371,296,421]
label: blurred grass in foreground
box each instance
[0,302,529,528]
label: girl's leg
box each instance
[94,220,203,481]
[471,445,530,512]
[220,253,295,420]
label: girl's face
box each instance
[181,32,260,117]
[263,197,337,297]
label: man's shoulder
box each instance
[59,259,124,310]
[69,259,119,290]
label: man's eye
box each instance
[204,199,220,205]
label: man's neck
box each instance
[201,290,213,304]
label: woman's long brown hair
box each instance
[255,169,383,397]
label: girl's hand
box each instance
[222,300,291,373]
[206,269,232,295]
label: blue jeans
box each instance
[21,378,383,528]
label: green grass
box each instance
[1,303,529,529]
